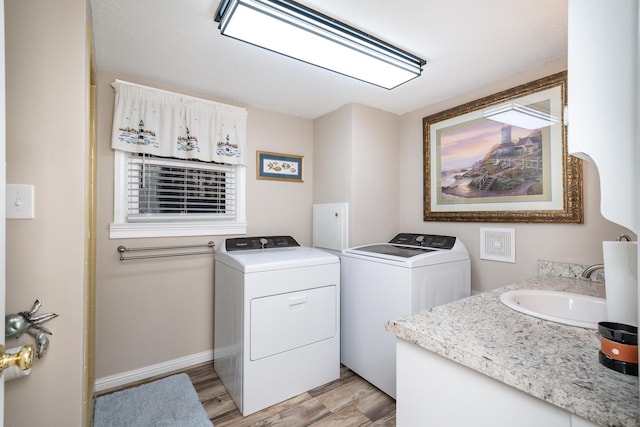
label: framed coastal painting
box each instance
[423,72,583,223]
[256,151,304,182]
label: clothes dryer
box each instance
[214,236,340,416]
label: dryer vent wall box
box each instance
[313,202,348,251]
[214,236,340,416]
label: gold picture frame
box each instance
[423,72,583,223]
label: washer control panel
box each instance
[388,233,456,250]
[225,235,300,251]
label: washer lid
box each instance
[352,244,435,258]
[342,233,469,266]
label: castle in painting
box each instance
[442,125,544,199]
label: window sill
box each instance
[109,221,247,239]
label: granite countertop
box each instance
[385,275,639,427]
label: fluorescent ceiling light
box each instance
[483,103,559,130]
[215,0,426,89]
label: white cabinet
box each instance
[396,339,599,427]
[567,0,638,234]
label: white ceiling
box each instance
[89,0,568,119]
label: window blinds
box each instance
[126,154,236,222]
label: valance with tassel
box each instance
[110,80,247,165]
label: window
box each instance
[110,151,246,238]
[109,80,248,238]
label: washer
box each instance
[340,233,470,398]
[214,236,340,416]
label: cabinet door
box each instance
[396,339,573,427]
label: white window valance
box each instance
[111,80,247,165]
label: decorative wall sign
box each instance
[423,72,583,223]
[256,151,304,182]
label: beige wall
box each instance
[313,105,352,207]
[313,104,399,247]
[246,106,315,242]
[5,0,88,426]
[95,70,315,378]
[350,104,399,245]
[397,58,635,292]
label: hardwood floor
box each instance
[99,362,396,426]
[189,362,396,426]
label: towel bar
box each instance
[117,241,215,261]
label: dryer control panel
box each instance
[225,235,300,251]
[389,233,456,250]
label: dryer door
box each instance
[250,285,337,360]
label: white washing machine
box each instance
[214,236,340,416]
[340,233,470,398]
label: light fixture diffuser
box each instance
[215,0,426,89]
[483,103,559,130]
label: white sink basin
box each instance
[499,289,606,329]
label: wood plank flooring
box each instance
[99,362,396,426]
[193,362,395,426]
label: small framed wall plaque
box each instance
[256,151,304,182]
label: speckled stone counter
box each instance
[385,274,639,427]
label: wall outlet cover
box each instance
[480,227,515,263]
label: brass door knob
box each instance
[0,345,34,373]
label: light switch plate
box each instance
[480,227,515,263]
[6,184,35,219]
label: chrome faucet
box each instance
[581,264,604,279]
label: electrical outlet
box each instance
[6,184,35,219]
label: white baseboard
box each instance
[95,349,214,393]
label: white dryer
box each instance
[214,236,340,416]
[340,233,470,398]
